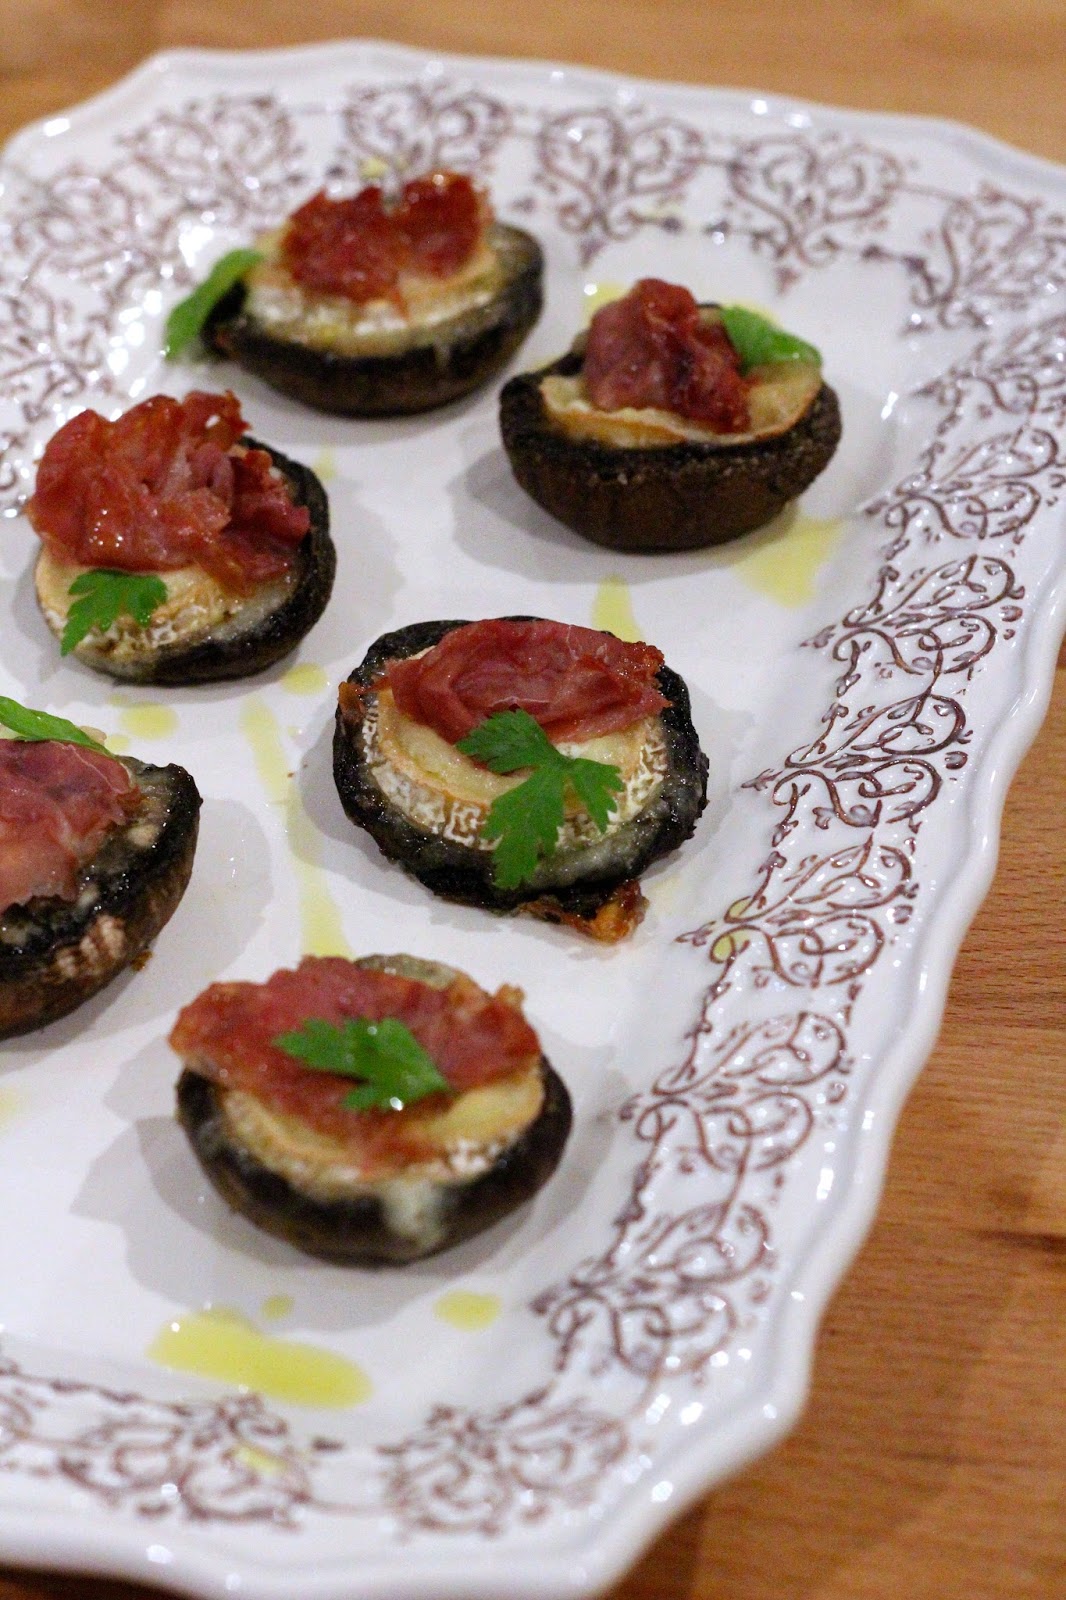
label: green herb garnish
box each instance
[61,570,169,656]
[274,1017,451,1111]
[164,248,264,359]
[456,708,624,889]
[719,305,821,373]
[0,695,107,752]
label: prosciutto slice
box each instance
[282,172,484,304]
[170,958,542,1146]
[27,391,310,595]
[384,618,669,745]
[583,278,751,432]
[0,740,139,914]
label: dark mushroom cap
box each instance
[0,755,201,1038]
[499,345,842,553]
[41,441,334,686]
[332,618,709,924]
[176,1055,572,1266]
[204,223,543,417]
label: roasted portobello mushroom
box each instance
[28,390,334,685]
[333,617,709,941]
[172,953,571,1264]
[200,171,543,416]
[0,716,200,1038]
[500,278,841,552]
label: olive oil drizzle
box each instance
[731,510,844,608]
[239,697,352,958]
[591,576,642,642]
[434,1290,502,1330]
[147,1306,371,1408]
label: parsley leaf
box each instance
[0,695,107,752]
[164,248,264,359]
[456,707,558,772]
[274,1016,451,1111]
[456,708,624,889]
[719,305,821,373]
[62,570,169,655]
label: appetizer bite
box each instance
[28,390,334,685]
[0,697,200,1038]
[187,170,543,416]
[333,618,708,941]
[172,953,571,1264]
[499,278,841,552]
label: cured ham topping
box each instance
[27,391,311,595]
[0,740,140,914]
[281,172,485,306]
[384,619,669,746]
[170,958,542,1146]
[584,279,751,433]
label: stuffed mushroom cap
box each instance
[172,953,572,1264]
[29,391,334,685]
[500,279,841,552]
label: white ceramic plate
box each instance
[0,39,1064,1600]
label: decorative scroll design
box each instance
[115,94,306,229]
[877,184,1066,331]
[533,104,705,262]
[535,1012,846,1386]
[867,310,1066,561]
[682,839,913,989]
[720,132,906,290]
[919,312,1066,429]
[334,82,512,185]
[869,424,1061,556]
[0,1354,331,1525]
[377,1394,629,1535]
[749,555,1025,842]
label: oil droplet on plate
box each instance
[234,1444,292,1478]
[732,511,843,609]
[114,703,179,740]
[434,1291,502,1331]
[147,1307,371,1408]
[0,1088,22,1130]
[311,448,337,482]
[261,1294,294,1321]
[591,577,642,642]
[103,733,131,755]
[280,662,328,696]
[582,281,625,322]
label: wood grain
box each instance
[0,5,1063,1599]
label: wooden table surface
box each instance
[0,4,1063,1599]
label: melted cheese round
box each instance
[541,361,822,448]
[35,551,294,665]
[220,1063,546,1196]
[245,229,507,357]
[364,687,669,852]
